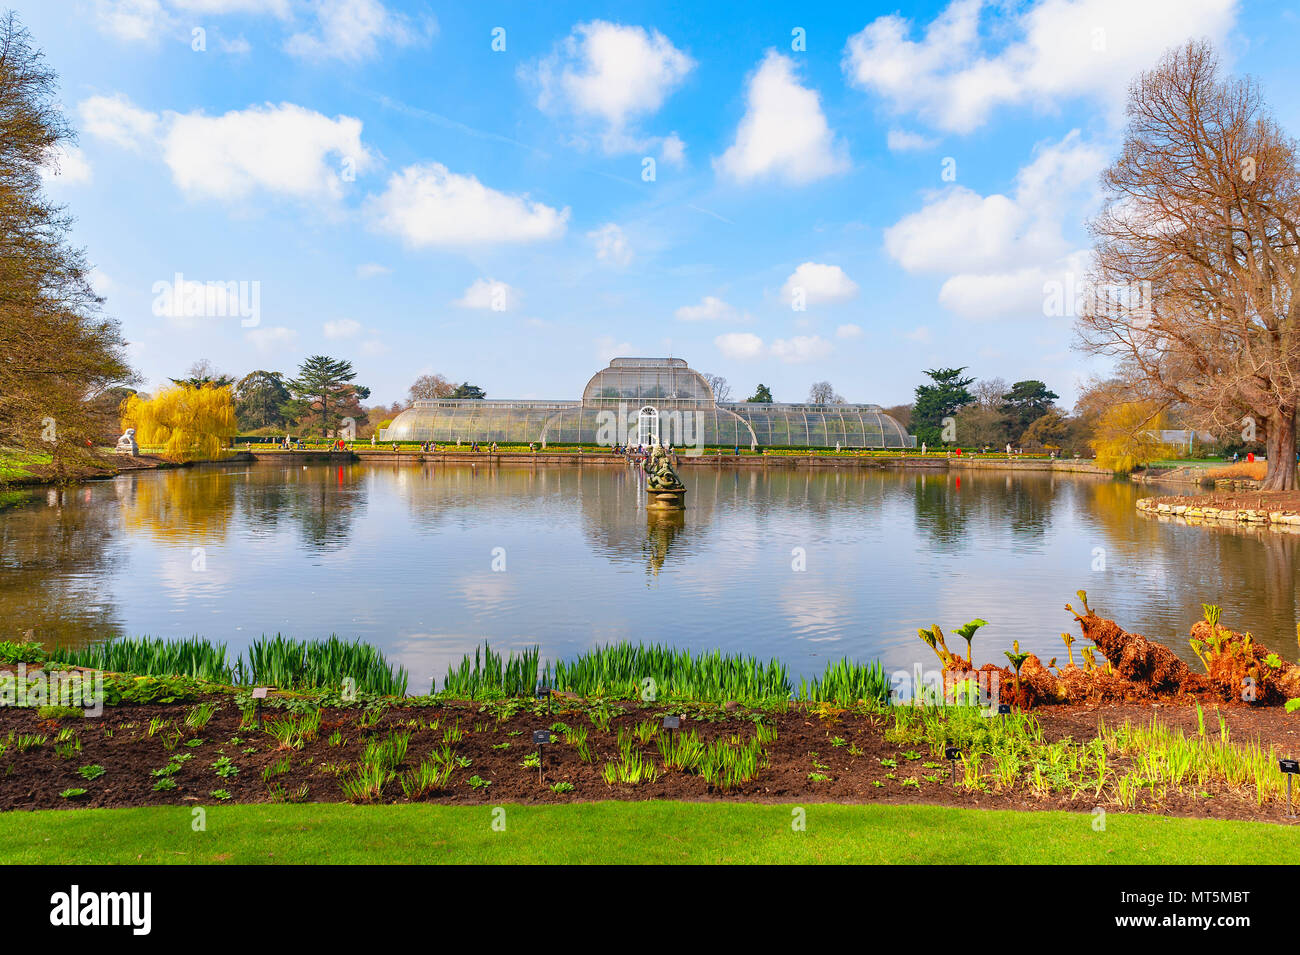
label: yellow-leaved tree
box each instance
[120,384,237,462]
[1089,401,1177,474]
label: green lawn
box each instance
[0,801,1293,864]
[0,450,49,482]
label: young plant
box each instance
[953,618,988,667]
[1004,641,1030,700]
[917,625,962,669]
[1060,632,1076,667]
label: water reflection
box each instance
[644,510,685,578]
[0,485,126,647]
[1,462,1297,681]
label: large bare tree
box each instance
[407,373,455,404]
[1079,40,1300,489]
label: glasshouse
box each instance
[379,358,915,449]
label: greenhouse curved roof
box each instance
[380,358,914,449]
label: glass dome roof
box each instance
[380,358,915,449]
[581,358,715,405]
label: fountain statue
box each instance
[645,444,686,510]
[115,427,139,456]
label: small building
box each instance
[1146,429,1217,453]
[379,357,914,450]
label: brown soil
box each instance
[4,698,1297,824]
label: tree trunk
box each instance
[1261,410,1298,491]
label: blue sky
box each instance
[23,0,1300,407]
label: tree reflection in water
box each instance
[2,463,1299,676]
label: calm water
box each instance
[3,462,1297,691]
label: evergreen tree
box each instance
[451,382,486,399]
[1000,380,1059,441]
[234,370,291,430]
[912,368,975,446]
[286,356,369,437]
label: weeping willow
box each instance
[1089,401,1177,475]
[121,384,238,462]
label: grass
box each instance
[0,450,50,482]
[441,644,540,698]
[241,634,408,696]
[50,636,233,683]
[0,801,1292,864]
[37,633,408,696]
[1204,461,1268,481]
[798,658,891,705]
[885,702,1295,809]
[551,643,791,705]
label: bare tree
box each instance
[701,373,731,402]
[972,377,1009,408]
[807,380,844,404]
[1079,40,1300,489]
[407,373,455,404]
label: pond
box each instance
[3,462,1295,692]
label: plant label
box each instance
[1281,759,1300,774]
[251,687,269,699]
[663,715,680,730]
[533,730,549,746]
[944,746,960,761]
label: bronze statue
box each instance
[645,444,684,491]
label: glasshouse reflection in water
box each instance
[0,461,1296,684]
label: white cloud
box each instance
[883,131,1106,318]
[88,268,113,297]
[594,334,634,363]
[715,50,848,185]
[905,325,934,344]
[93,0,292,44]
[529,20,693,154]
[360,338,390,356]
[714,332,765,360]
[80,94,374,203]
[285,0,432,63]
[323,318,362,339]
[779,262,859,307]
[153,278,245,324]
[93,0,169,42]
[356,263,391,279]
[79,94,160,150]
[676,296,748,323]
[454,279,517,311]
[770,335,832,364]
[369,163,569,247]
[163,103,372,201]
[660,132,686,165]
[588,223,632,266]
[835,323,862,339]
[886,129,938,152]
[219,35,253,55]
[246,325,298,353]
[843,0,1238,133]
[170,0,291,14]
[40,145,92,185]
